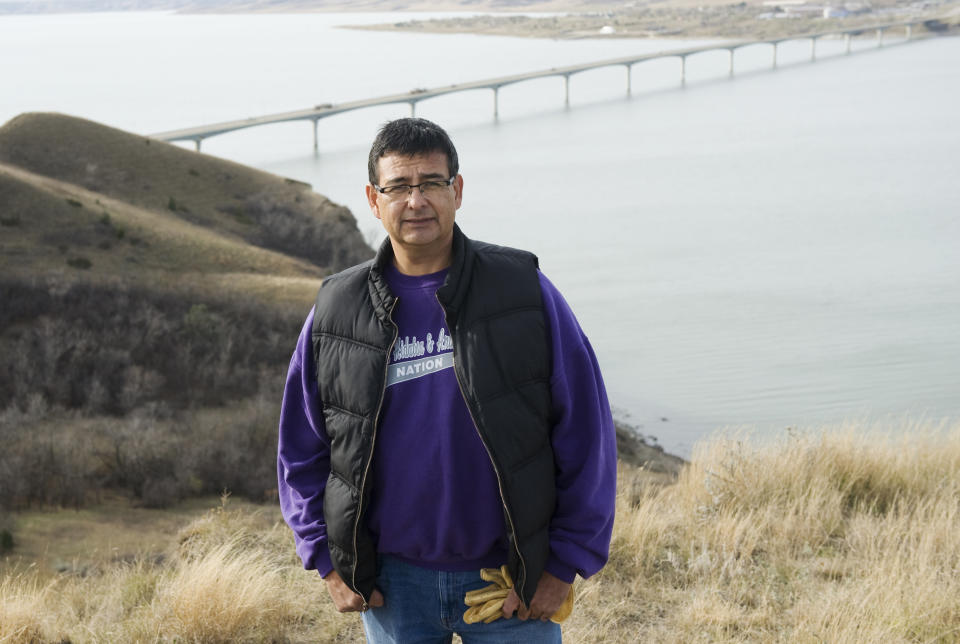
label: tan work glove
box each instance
[462,565,574,624]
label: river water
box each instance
[3,12,958,455]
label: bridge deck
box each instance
[151,19,925,146]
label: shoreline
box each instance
[343,6,960,41]
[616,421,687,478]
[3,2,958,39]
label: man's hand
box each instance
[323,570,385,613]
[501,570,571,621]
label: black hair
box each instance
[367,118,459,185]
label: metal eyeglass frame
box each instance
[372,175,456,199]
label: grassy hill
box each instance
[0,166,327,302]
[0,112,370,290]
[0,112,373,510]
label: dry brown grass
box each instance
[0,161,325,306]
[0,498,363,643]
[565,420,960,643]
[3,421,959,642]
[0,573,54,643]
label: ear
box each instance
[453,174,464,210]
[365,184,382,220]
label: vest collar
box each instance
[367,236,397,321]
[367,224,475,322]
[437,224,474,320]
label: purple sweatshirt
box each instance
[277,267,616,585]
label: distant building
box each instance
[823,6,851,17]
[760,0,870,18]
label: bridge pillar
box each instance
[680,55,686,87]
[410,102,416,117]
[772,43,778,69]
[845,33,852,55]
[312,119,319,152]
[563,74,570,108]
[195,139,201,152]
[728,48,735,77]
[811,37,817,62]
[493,87,499,120]
[625,64,632,97]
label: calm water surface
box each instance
[3,13,958,455]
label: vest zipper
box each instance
[439,297,529,603]
[352,297,398,608]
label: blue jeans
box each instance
[361,555,562,644]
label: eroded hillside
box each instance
[0,113,373,509]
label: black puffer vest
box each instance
[311,225,555,607]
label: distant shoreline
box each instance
[3,2,957,41]
[343,7,960,42]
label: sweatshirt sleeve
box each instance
[538,272,618,584]
[277,308,334,577]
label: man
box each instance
[278,118,616,643]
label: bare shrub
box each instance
[0,511,13,553]
[98,415,188,508]
[0,274,303,509]
[247,192,372,272]
[0,394,282,511]
[0,414,102,510]
[0,277,302,415]
[183,392,281,501]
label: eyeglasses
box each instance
[373,176,456,201]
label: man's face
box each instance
[366,151,463,261]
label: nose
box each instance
[405,186,429,207]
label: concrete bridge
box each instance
[151,19,930,152]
